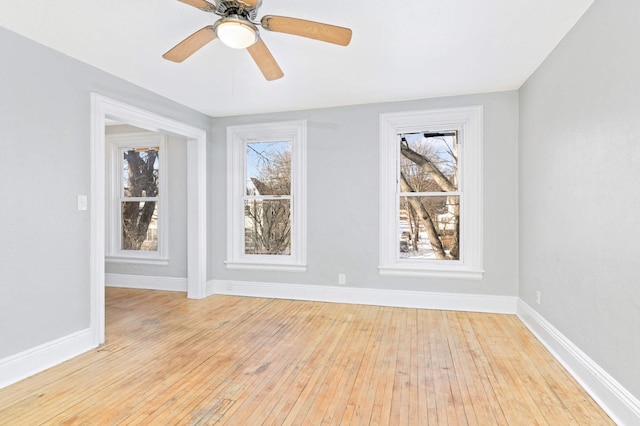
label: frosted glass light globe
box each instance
[215,17,258,49]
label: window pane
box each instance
[246,141,291,196]
[121,201,158,251]
[122,148,160,197]
[399,133,458,192]
[399,195,459,260]
[244,199,291,255]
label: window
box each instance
[379,106,483,279]
[226,120,307,271]
[106,132,168,264]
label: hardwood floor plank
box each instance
[338,305,386,426]
[344,305,393,426]
[427,309,463,425]
[0,288,614,425]
[454,312,510,425]
[416,308,438,425]
[449,312,501,425]
[370,306,402,425]
[443,311,482,426]
[389,307,410,425]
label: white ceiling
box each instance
[0,0,593,117]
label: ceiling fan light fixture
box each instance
[214,15,258,49]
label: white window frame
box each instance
[106,132,169,265]
[379,106,484,279]
[226,120,307,271]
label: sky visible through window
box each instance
[246,140,290,192]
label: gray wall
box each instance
[105,125,188,278]
[210,92,519,296]
[519,0,640,397]
[0,27,211,359]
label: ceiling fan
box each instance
[163,0,353,81]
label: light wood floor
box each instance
[0,288,612,425]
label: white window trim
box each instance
[379,106,484,279]
[226,120,307,271]
[106,132,169,265]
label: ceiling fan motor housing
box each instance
[216,0,260,20]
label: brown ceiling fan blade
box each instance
[177,0,217,12]
[246,38,284,81]
[261,15,352,46]
[163,26,216,63]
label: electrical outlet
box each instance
[226,282,233,291]
[338,274,346,285]
[77,195,88,211]
[535,290,541,305]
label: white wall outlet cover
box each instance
[77,195,88,211]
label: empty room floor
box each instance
[0,287,613,425]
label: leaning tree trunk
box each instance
[400,173,448,259]
[400,144,456,192]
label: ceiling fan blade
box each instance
[261,15,352,46]
[177,0,217,12]
[246,38,284,81]
[163,25,216,62]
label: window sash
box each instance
[244,195,293,201]
[398,191,461,197]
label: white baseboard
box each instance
[208,279,518,314]
[517,300,640,425]
[106,273,187,292]
[0,328,95,389]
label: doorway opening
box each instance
[89,94,207,346]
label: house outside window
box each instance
[106,132,168,264]
[379,106,484,279]
[226,120,307,271]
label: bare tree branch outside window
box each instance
[244,141,292,255]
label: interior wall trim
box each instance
[106,273,187,292]
[0,329,94,390]
[517,300,640,426]
[208,279,518,314]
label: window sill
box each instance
[378,265,484,280]
[106,256,169,266]
[225,260,307,272]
